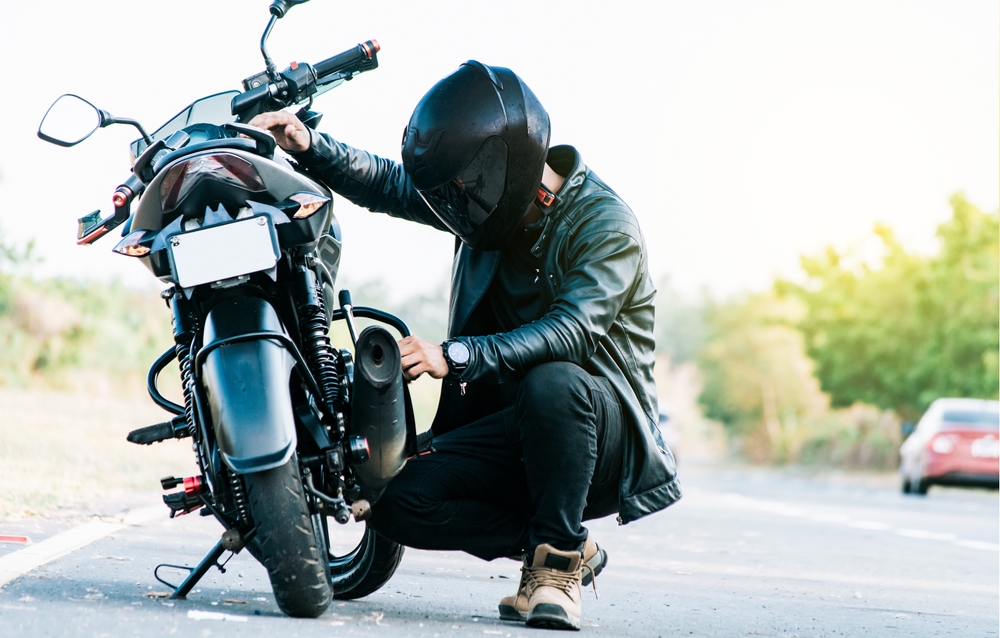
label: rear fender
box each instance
[200,296,296,474]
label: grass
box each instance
[0,373,441,521]
[0,387,193,519]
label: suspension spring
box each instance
[228,470,249,524]
[175,340,198,438]
[298,279,341,411]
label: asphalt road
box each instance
[0,464,996,637]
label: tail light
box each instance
[930,434,955,454]
[160,153,265,213]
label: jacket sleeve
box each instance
[289,128,451,232]
[460,217,645,384]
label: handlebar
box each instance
[231,84,273,115]
[231,39,380,119]
[314,40,380,78]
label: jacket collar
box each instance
[528,145,586,257]
[544,145,587,217]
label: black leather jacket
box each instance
[291,132,681,524]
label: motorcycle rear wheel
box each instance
[243,456,333,618]
[326,521,405,600]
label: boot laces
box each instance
[584,563,599,599]
[514,566,530,597]
[524,564,582,597]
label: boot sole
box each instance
[526,603,581,631]
[498,603,527,621]
[581,547,607,587]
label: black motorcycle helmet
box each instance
[401,61,551,251]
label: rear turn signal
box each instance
[113,229,155,257]
[289,192,331,219]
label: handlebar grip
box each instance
[122,173,144,195]
[231,84,271,115]
[314,40,380,78]
[339,289,353,308]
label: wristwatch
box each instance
[441,339,471,378]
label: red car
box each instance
[900,398,1000,494]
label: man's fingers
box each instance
[398,338,418,357]
[398,335,447,381]
[400,352,423,370]
[244,112,308,152]
[402,360,429,381]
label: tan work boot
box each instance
[524,544,583,630]
[498,535,607,622]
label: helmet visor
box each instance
[417,136,508,238]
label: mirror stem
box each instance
[260,14,279,81]
[99,110,153,145]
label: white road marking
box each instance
[187,610,248,622]
[895,529,957,541]
[954,539,1000,551]
[620,559,998,594]
[849,520,893,531]
[688,490,999,552]
[0,506,161,589]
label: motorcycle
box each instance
[36,0,419,618]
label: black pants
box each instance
[368,361,624,561]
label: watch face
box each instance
[447,341,471,365]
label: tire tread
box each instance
[244,459,332,618]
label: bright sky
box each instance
[0,1,996,301]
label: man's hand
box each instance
[246,111,311,153]
[398,336,449,381]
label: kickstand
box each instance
[154,540,229,599]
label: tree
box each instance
[696,291,828,462]
[785,195,998,421]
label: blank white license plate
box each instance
[168,216,279,288]
[970,436,1000,458]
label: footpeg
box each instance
[127,415,189,445]
[162,476,206,517]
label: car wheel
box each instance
[914,477,930,495]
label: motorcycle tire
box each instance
[243,457,333,618]
[328,524,404,600]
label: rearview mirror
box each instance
[38,94,102,147]
[269,0,309,18]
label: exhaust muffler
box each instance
[349,325,407,502]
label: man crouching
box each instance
[251,60,681,630]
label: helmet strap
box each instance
[536,184,558,209]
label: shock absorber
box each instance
[294,265,341,412]
[227,470,249,524]
[168,288,251,524]
[169,291,199,438]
